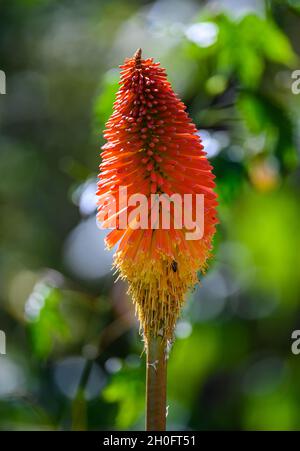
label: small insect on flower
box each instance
[97,49,218,342]
[171,260,178,273]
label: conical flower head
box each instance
[97,49,218,341]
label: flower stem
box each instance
[145,335,167,431]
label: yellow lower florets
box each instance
[114,248,205,342]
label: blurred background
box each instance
[0,0,300,431]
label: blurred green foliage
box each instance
[1,0,300,431]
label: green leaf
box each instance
[28,286,70,359]
[103,366,144,429]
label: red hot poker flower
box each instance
[97,49,218,342]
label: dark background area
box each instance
[0,0,300,430]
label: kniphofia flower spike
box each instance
[97,49,218,343]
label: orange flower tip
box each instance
[133,48,142,65]
[104,238,113,251]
